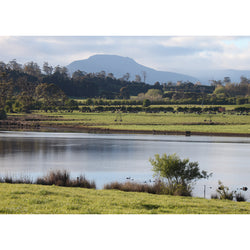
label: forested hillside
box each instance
[0,59,250,115]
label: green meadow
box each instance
[1,183,250,214]
[29,109,250,135]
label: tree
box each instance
[0,73,13,118]
[107,73,115,79]
[61,67,69,76]
[141,71,147,82]
[24,61,41,77]
[16,76,36,97]
[16,91,35,113]
[53,65,68,76]
[43,62,53,75]
[0,109,7,120]
[213,85,225,95]
[120,86,130,99]
[86,98,94,106]
[145,89,163,100]
[149,153,211,196]
[0,61,6,71]
[240,76,249,84]
[7,59,23,72]
[154,81,161,88]
[96,71,106,78]
[54,65,62,74]
[35,83,67,111]
[72,70,86,80]
[52,65,69,80]
[0,79,13,110]
[210,80,223,87]
[65,99,79,112]
[236,97,248,105]
[135,74,141,82]
[142,99,151,107]
[122,72,130,81]
[223,77,231,84]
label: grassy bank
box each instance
[1,183,250,214]
[6,109,250,136]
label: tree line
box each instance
[0,59,250,116]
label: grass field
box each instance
[26,110,250,135]
[1,183,250,214]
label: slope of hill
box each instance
[67,54,198,84]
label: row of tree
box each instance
[0,59,250,116]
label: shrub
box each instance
[86,98,94,106]
[142,99,151,107]
[70,175,96,189]
[211,193,219,199]
[0,175,32,184]
[104,180,193,196]
[36,170,70,186]
[0,110,7,120]
[214,181,247,202]
[11,177,33,184]
[36,170,96,189]
[171,183,192,196]
[235,192,246,202]
[0,171,96,189]
[149,153,211,197]
[2,176,13,183]
[216,181,234,200]
[104,180,165,195]
[177,107,188,112]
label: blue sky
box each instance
[223,37,250,49]
[1,36,250,76]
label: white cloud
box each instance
[1,36,250,75]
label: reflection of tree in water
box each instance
[0,138,67,157]
[0,137,136,158]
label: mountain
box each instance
[194,69,250,84]
[67,54,198,84]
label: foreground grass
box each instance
[1,183,250,214]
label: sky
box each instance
[1,36,250,76]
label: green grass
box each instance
[1,183,250,214]
[93,124,250,134]
[27,110,250,134]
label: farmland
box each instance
[5,104,249,136]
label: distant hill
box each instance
[67,54,198,84]
[194,69,250,84]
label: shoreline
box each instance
[1,124,250,137]
[43,124,250,137]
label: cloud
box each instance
[1,36,250,75]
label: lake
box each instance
[0,131,250,200]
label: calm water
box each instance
[0,131,250,200]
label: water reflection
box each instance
[0,131,250,200]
